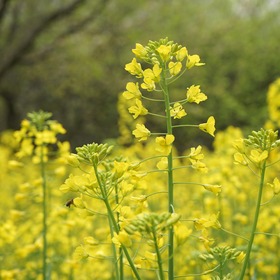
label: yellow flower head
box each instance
[132,43,147,59]
[186,54,205,69]
[112,231,132,248]
[203,184,222,195]
[170,102,187,119]
[157,45,172,62]
[141,64,162,91]
[267,177,280,195]
[233,152,248,166]
[128,99,148,119]
[176,47,188,61]
[186,85,207,104]
[132,124,151,141]
[123,82,142,100]
[168,61,182,76]
[188,145,204,161]
[199,116,216,137]
[249,149,268,163]
[125,58,143,78]
[155,134,175,155]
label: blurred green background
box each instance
[0,0,279,150]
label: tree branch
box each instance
[0,0,88,80]
[22,0,109,64]
[0,0,10,24]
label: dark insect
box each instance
[65,198,75,208]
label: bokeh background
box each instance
[1,0,280,149]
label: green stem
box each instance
[152,229,165,280]
[238,161,267,279]
[93,165,141,280]
[40,145,48,280]
[160,63,174,280]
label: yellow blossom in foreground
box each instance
[170,102,187,119]
[168,61,182,76]
[132,124,151,141]
[123,82,142,100]
[199,116,216,137]
[132,43,147,59]
[186,54,205,69]
[186,85,207,104]
[157,44,172,62]
[128,99,148,119]
[176,47,188,61]
[188,145,204,161]
[125,58,143,78]
[155,134,175,155]
[141,64,162,91]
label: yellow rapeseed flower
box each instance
[157,45,172,62]
[186,85,207,104]
[123,82,142,100]
[199,116,216,137]
[170,102,187,119]
[155,134,175,155]
[132,124,151,141]
[168,61,182,76]
[128,99,148,119]
[132,43,147,59]
[125,58,143,78]
[186,54,205,69]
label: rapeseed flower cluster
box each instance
[0,40,280,279]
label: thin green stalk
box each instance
[152,229,165,280]
[93,165,141,280]
[160,66,174,280]
[40,145,48,280]
[239,161,267,279]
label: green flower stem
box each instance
[93,164,141,280]
[160,65,174,280]
[239,161,267,279]
[40,145,48,280]
[172,124,198,129]
[152,229,165,280]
